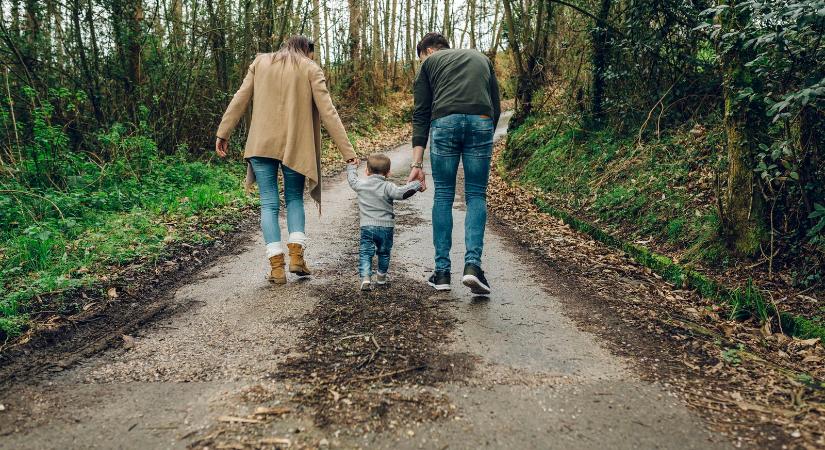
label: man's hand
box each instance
[408,145,427,191]
[215,137,228,158]
[408,167,427,192]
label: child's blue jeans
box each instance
[359,226,394,278]
[248,156,305,244]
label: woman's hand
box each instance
[215,137,228,158]
[346,157,360,166]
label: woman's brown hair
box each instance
[272,35,315,65]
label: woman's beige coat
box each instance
[216,53,356,207]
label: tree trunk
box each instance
[275,0,292,49]
[721,0,767,256]
[590,0,611,125]
[322,0,331,69]
[206,0,229,91]
[171,0,184,48]
[347,0,362,94]
[70,0,102,122]
[311,0,321,63]
[443,0,450,38]
[468,0,476,49]
[388,0,398,85]
[489,0,501,58]
[371,0,383,92]
[23,0,40,73]
[502,0,529,125]
[10,0,21,37]
[798,106,824,220]
[128,0,144,91]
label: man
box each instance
[407,32,501,295]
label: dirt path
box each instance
[0,114,729,449]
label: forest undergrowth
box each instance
[489,140,825,447]
[501,111,825,343]
[0,95,413,342]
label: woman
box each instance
[215,36,357,284]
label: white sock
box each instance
[288,232,307,247]
[266,242,284,258]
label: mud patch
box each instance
[273,274,475,431]
[185,275,475,449]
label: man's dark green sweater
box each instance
[412,49,501,148]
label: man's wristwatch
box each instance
[410,162,424,169]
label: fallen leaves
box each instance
[121,334,136,349]
[486,141,825,448]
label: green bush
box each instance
[0,102,251,339]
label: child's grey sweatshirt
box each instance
[347,164,421,228]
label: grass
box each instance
[508,115,724,264]
[501,112,825,343]
[532,180,825,345]
[0,153,253,340]
[0,95,415,342]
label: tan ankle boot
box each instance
[268,254,286,284]
[287,243,311,276]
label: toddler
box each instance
[347,154,422,290]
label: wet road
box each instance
[0,112,728,449]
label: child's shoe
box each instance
[375,272,388,285]
[360,277,372,291]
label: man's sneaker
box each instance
[462,264,491,295]
[427,272,451,291]
[360,277,372,291]
[375,272,388,285]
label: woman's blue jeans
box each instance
[248,157,305,244]
[429,114,495,273]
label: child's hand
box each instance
[346,157,360,166]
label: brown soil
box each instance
[0,210,259,392]
[274,272,475,431]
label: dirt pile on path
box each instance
[188,273,476,449]
[274,274,474,431]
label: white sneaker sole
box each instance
[462,275,491,295]
[360,282,372,291]
[427,281,451,291]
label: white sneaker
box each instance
[360,278,372,291]
[375,272,388,285]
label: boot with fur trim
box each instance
[268,254,287,284]
[287,243,311,276]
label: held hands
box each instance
[408,167,427,192]
[346,157,360,166]
[215,137,228,158]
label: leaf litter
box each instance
[272,274,474,431]
[487,141,825,448]
[190,244,474,448]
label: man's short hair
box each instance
[416,32,450,57]
[367,153,391,176]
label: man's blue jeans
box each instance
[248,157,306,244]
[359,226,394,278]
[429,114,495,273]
